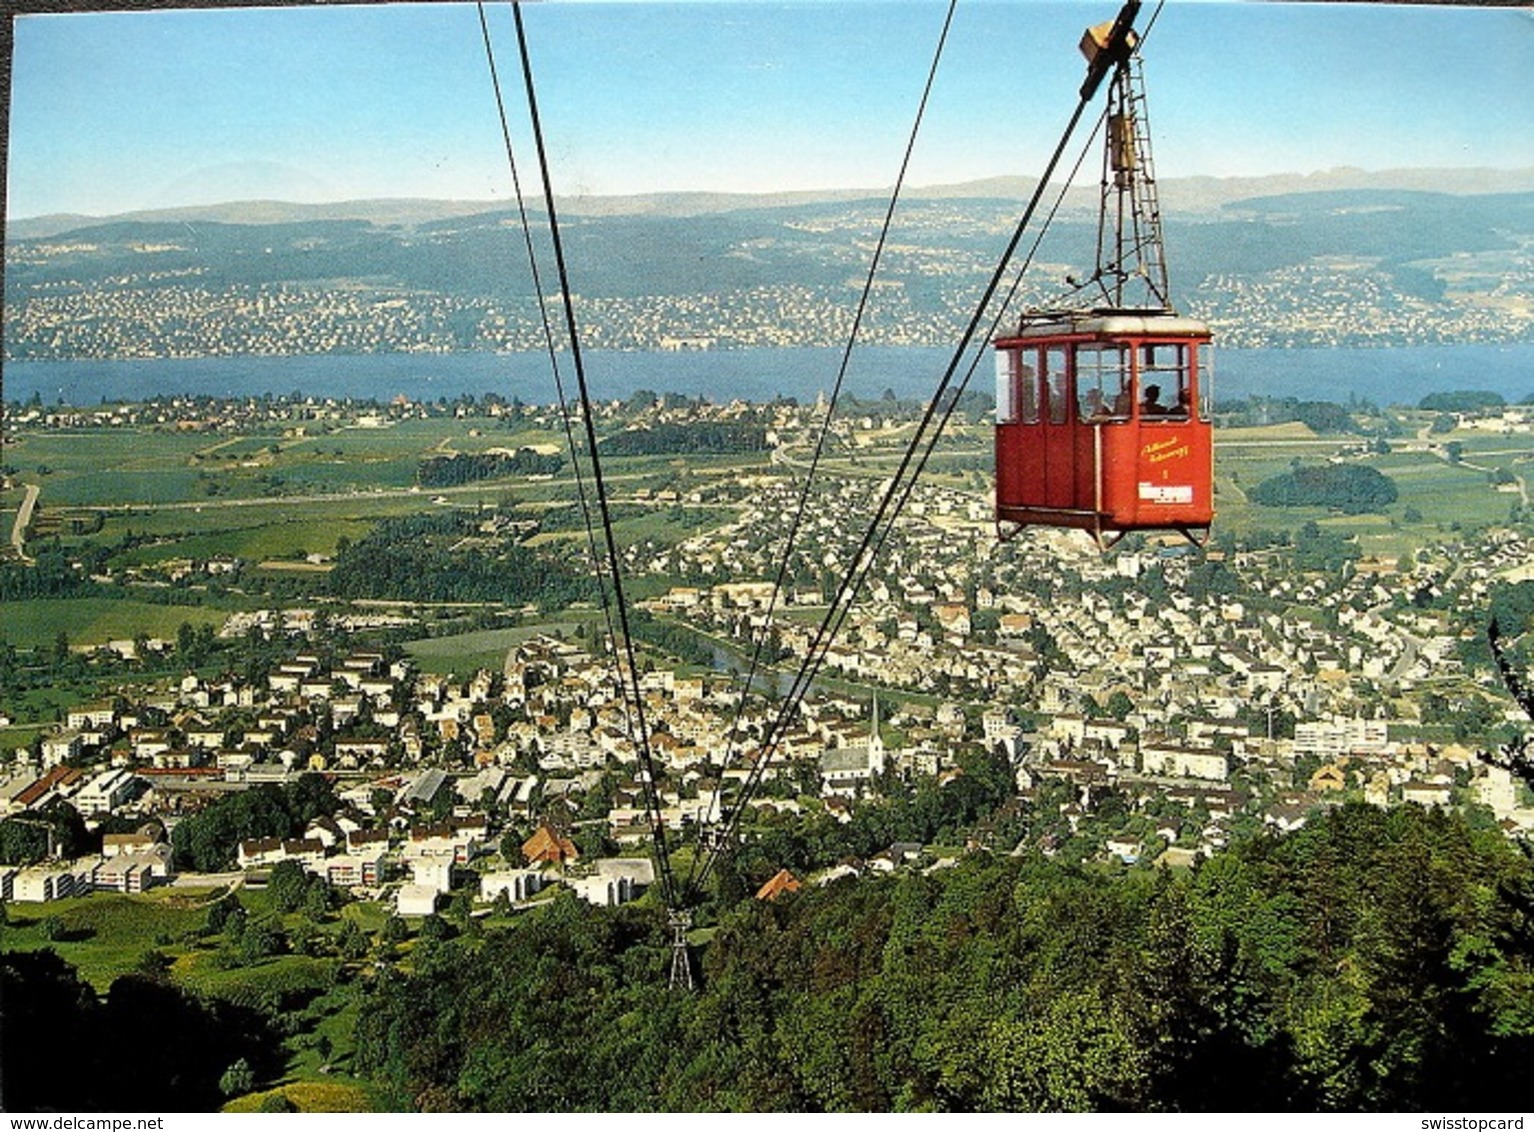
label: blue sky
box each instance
[7,1,1533,219]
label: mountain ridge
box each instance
[11,165,1534,240]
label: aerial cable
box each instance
[991,0,1166,324]
[794,0,1168,745]
[475,2,624,679]
[792,6,1167,718]
[1484,613,1534,792]
[805,0,1168,738]
[685,0,961,899]
[694,4,1155,895]
[477,0,630,861]
[507,0,680,911]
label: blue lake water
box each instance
[5,342,1533,408]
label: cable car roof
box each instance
[1001,308,1212,343]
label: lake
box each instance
[6,342,1533,408]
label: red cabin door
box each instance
[996,341,1107,525]
[1038,343,1081,512]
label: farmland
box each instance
[4,394,1529,667]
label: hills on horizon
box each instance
[6,165,1532,361]
[11,165,1534,240]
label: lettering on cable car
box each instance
[1141,436,1190,464]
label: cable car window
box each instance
[1019,354,1039,424]
[995,350,1017,424]
[1045,346,1070,424]
[1075,343,1130,421]
[1196,342,1212,419]
[995,349,1040,424]
[1141,343,1190,419]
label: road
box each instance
[68,467,743,517]
[10,482,41,562]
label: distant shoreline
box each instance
[6,342,1534,410]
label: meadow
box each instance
[1,597,227,649]
[0,885,385,1111]
[403,620,591,674]
[1,887,220,991]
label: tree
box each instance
[269,859,310,913]
[206,893,244,936]
[336,918,369,961]
[238,921,285,965]
[381,915,409,945]
[418,913,452,944]
[1420,390,1505,413]
[1249,464,1398,514]
[135,949,173,981]
[0,951,100,1109]
[500,830,524,863]
[303,880,332,924]
[220,1057,255,1098]
[1105,690,1136,721]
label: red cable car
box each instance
[994,310,1213,547]
[994,2,1214,549]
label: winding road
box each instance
[9,482,41,562]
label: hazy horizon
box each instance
[9,1,1533,222]
[11,163,1534,235]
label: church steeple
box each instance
[869,691,885,774]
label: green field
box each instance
[403,620,593,673]
[1209,419,1529,554]
[6,410,1526,624]
[1,888,387,1111]
[1,596,228,649]
[111,518,381,566]
[0,723,51,754]
[1,415,773,583]
[1,418,570,511]
[1,889,218,991]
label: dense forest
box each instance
[1213,398,1366,434]
[349,803,1534,1112]
[325,512,594,610]
[1419,390,1508,413]
[1249,465,1399,514]
[599,422,770,456]
[416,450,564,487]
[5,803,1533,1112]
[0,544,110,602]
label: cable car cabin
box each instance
[994,311,1213,547]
